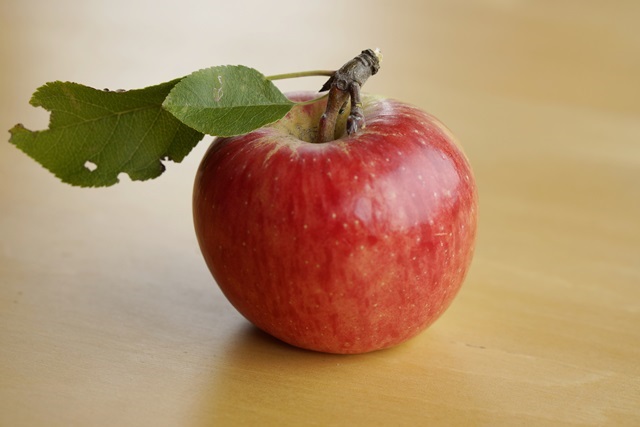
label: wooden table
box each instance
[1,1,639,425]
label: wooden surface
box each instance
[1,1,639,425]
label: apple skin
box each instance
[193,92,478,354]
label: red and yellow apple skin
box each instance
[193,92,478,354]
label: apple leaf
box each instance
[162,65,295,137]
[9,79,204,187]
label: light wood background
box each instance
[1,0,639,425]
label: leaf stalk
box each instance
[267,70,335,81]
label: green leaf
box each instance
[162,65,295,137]
[9,79,205,187]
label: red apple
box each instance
[193,92,478,354]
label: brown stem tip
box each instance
[316,48,383,143]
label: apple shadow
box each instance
[196,323,486,426]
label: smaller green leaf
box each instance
[162,66,295,137]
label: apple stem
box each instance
[316,49,383,143]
